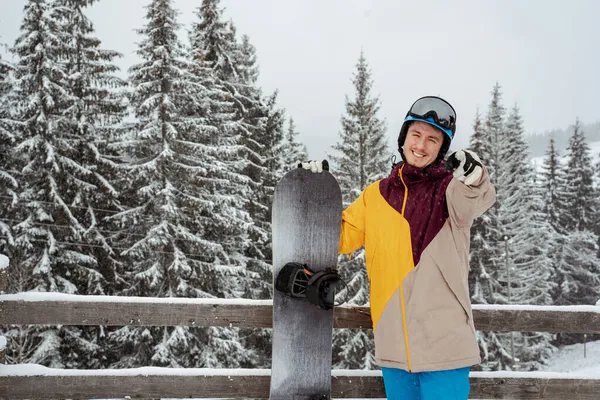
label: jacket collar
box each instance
[390,161,451,186]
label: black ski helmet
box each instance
[397,96,457,163]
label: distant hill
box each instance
[531,139,600,175]
[526,121,600,158]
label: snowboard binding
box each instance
[275,262,347,310]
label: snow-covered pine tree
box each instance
[240,91,286,368]
[537,137,571,329]
[237,34,259,85]
[595,151,600,186]
[497,105,555,370]
[329,51,388,370]
[220,28,280,303]
[0,38,17,258]
[330,51,389,203]
[107,0,246,368]
[559,118,598,233]
[52,0,128,293]
[0,49,27,364]
[539,138,570,235]
[189,2,261,295]
[468,107,491,297]
[280,117,308,175]
[48,0,126,368]
[223,21,287,369]
[515,171,559,369]
[33,0,129,369]
[553,120,600,345]
[5,0,109,367]
[554,230,600,345]
[114,0,257,369]
[595,154,600,258]
[243,91,285,300]
[468,92,503,305]
[468,83,511,371]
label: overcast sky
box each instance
[1,0,599,159]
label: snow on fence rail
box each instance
[1,291,600,398]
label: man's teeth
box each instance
[412,151,425,158]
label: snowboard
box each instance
[270,167,342,400]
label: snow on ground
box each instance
[542,340,600,376]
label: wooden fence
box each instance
[1,292,599,399]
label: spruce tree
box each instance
[554,230,600,345]
[107,0,237,368]
[560,119,598,232]
[469,86,504,309]
[330,51,387,370]
[539,138,569,234]
[0,39,17,258]
[499,105,555,370]
[472,94,557,370]
[189,0,259,283]
[243,91,285,301]
[0,49,25,365]
[595,154,600,258]
[186,0,263,368]
[468,84,511,371]
[52,0,128,291]
[553,119,600,335]
[6,0,97,367]
[330,51,389,203]
[48,0,129,368]
[280,117,308,174]
[468,107,490,299]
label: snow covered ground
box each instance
[542,339,600,376]
[3,346,600,377]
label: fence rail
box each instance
[1,293,600,399]
[1,293,599,333]
[0,367,599,399]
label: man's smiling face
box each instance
[403,121,444,168]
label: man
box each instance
[302,96,496,399]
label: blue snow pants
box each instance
[381,366,470,400]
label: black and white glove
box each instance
[446,150,483,186]
[298,160,329,173]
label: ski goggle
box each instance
[405,96,457,139]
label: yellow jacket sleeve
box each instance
[339,190,367,254]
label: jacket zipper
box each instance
[398,164,413,372]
